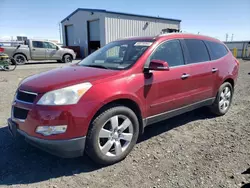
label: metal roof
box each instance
[61,8,182,23]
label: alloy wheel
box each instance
[219,86,231,112]
[15,55,26,65]
[98,115,134,157]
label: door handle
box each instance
[32,49,35,51]
[181,73,190,79]
[212,68,218,73]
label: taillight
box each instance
[0,47,4,52]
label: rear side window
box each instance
[150,40,184,67]
[205,41,228,60]
[32,41,44,48]
[184,39,210,64]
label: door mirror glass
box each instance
[147,59,169,71]
[56,46,59,50]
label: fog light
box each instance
[36,125,67,136]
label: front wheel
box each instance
[85,106,139,165]
[210,82,233,116]
[62,54,73,63]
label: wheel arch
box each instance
[13,53,28,61]
[90,97,145,136]
[223,77,234,89]
[63,53,73,60]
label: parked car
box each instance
[3,39,76,64]
[8,33,239,165]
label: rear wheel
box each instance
[85,106,139,165]
[14,54,27,65]
[210,82,233,116]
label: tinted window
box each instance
[205,41,228,60]
[184,39,210,64]
[44,42,57,49]
[150,40,184,67]
[32,41,44,48]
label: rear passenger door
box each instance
[31,41,46,59]
[182,39,214,104]
[204,41,230,96]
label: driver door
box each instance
[44,42,61,60]
[145,39,193,118]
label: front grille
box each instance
[13,107,29,120]
[16,90,37,103]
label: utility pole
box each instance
[58,22,62,43]
[226,33,229,41]
[231,34,234,41]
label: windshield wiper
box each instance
[84,64,108,69]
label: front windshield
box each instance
[78,40,154,70]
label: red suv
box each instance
[8,33,239,165]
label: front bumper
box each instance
[73,52,76,59]
[8,119,86,158]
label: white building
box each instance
[61,8,181,57]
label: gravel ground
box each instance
[0,60,249,188]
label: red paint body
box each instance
[14,34,239,140]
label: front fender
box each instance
[102,93,145,115]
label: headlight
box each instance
[36,125,67,136]
[37,82,92,105]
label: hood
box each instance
[19,65,119,93]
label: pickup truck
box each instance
[3,39,76,64]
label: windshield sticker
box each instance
[134,42,153,46]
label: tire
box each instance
[62,54,73,63]
[13,54,27,65]
[85,105,140,165]
[210,82,233,116]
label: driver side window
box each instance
[150,40,184,67]
[44,42,57,49]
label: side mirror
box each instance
[56,46,59,50]
[146,59,169,71]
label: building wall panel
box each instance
[105,13,180,43]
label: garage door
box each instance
[65,25,74,46]
[89,20,100,41]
